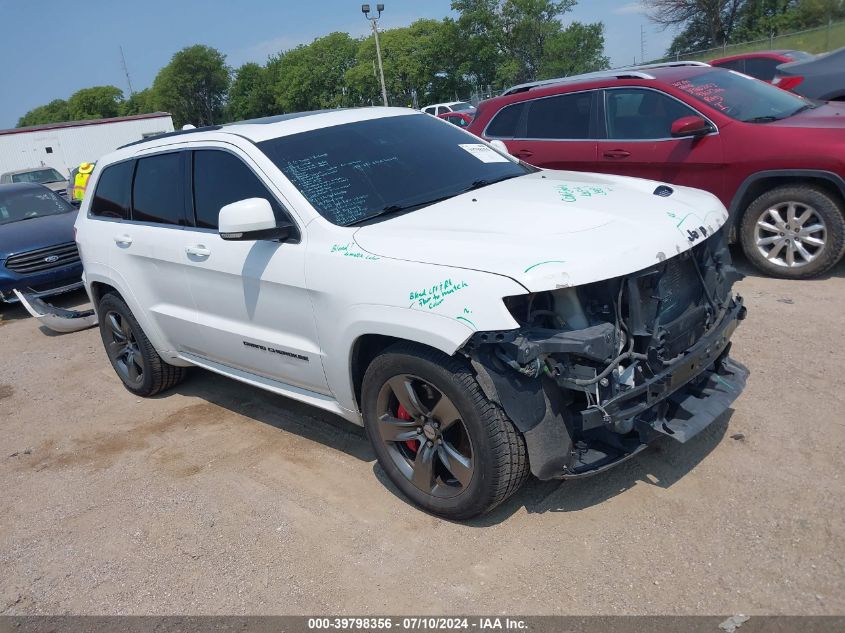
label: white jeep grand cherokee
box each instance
[75,107,748,518]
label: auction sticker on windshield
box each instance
[458,144,510,163]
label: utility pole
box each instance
[640,25,647,65]
[362,4,389,107]
[120,46,134,96]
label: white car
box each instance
[74,107,748,519]
[421,101,476,116]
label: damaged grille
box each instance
[5,242,80,274]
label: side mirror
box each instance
[671,115,713,138]
[218,198,295,242]
[488,139,513,156]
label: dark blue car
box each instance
[0,183,83,303]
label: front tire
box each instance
[361,342,529,519]
[739,184,845,279]
[97,292,187,396]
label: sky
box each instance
[0,0,676,129]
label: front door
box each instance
[177,146,328,393]
[597,88,725,198]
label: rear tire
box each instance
[739,184,845,279]
[97,292,187,396]
[361,342,529,519]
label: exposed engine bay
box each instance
[461,229,749,479]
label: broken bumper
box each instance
[12,289,98,333]
[522,298,748,480]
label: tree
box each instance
[645,0,744,51]
[500,0,577,83]
[448,0,603,89]
[539,22,610,79]
[227,63,275,121]
[17,99,70,127]
[268,32,358,112]
[153,45,230,127]
[67,85,124,120]
[120,88,159,116]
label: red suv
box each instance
[709,50,813,83]
[468,63,845,278]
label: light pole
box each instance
[362,4,389,107]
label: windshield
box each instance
[258,113,529,226]
[11,168,65,184]
[672,69,812,122]
[450,102,476,112]
[0,187,73,225]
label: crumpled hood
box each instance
[353,170,728,292]
[0,211,78,260]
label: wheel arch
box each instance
[728,170,845,240]
[348,333,469,414]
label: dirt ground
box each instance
[1,252,843,616]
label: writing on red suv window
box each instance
[672,79,730,112]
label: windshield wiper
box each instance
[743,115,782,123]
[461,173,522,193]
[343,174,524,227]
[343,195,456,226]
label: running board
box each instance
[177,351,358,423]
[12,289,98,333]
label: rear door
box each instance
[92,151,198,345]
[177,145,328,392]
[597,87,725,196]
[494,90,599,171]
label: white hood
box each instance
[353,170,729,292]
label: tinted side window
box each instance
[605,89,698,140]
[743,57,780,81]
[132,153,184,225]
[192,150,284,229]
[485,102,526,138]
[90,161,133,219]
[526,92,592,139]
[713,59,744,72]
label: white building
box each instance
[0,112,174,176]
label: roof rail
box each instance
[500,61,711,96]
[619,61,711,70]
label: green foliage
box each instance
[153,45,230,127]
[67,85,124,120]
[17,99,70,127]
[539,22,610,79]
[652,0,845,55]
[268,32,358,112]
[120,88,158,116]
[227,63,275,121]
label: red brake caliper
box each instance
[397,404,419,453]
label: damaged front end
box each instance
[461,230,749,480]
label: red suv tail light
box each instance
[773,75,804,91]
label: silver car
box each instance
[0,167,70,200]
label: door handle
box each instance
[513,149,534,158]
[113,234,133,246]
[603,149,631,159]
[185,245,211,258]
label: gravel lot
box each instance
[1,252,843,615]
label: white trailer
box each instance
[0,112,174,177]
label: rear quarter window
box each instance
[90,161,133,219]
